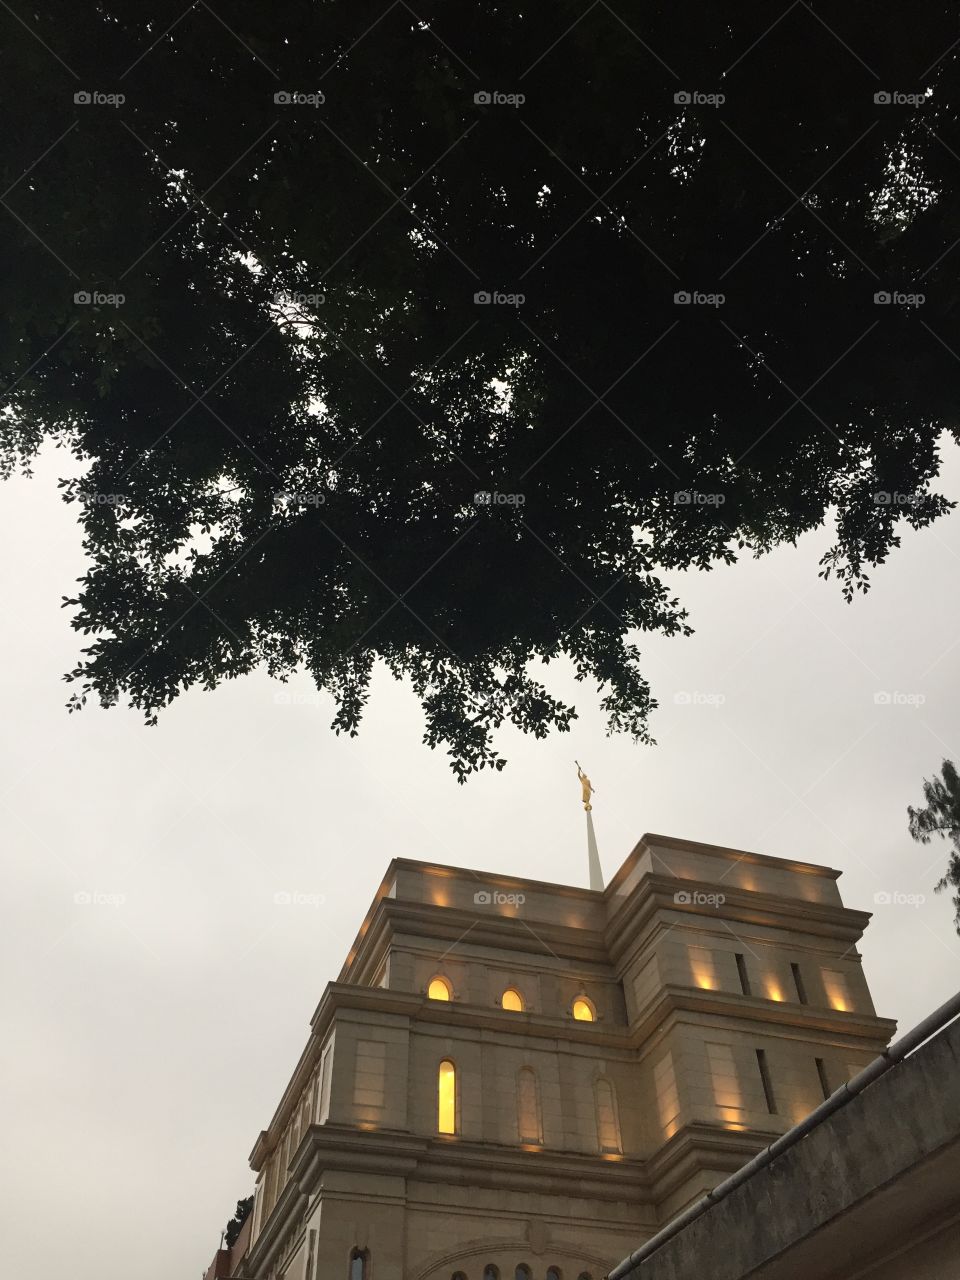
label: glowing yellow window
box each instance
[501,987,524,1012]
[572,997,596,1022]
[428,976,451,1001]
[438,1059,456,1134]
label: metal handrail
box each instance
[607,987,960,1280]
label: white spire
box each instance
[586,807,604,892]
[576,761,604,892]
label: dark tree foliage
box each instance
[2,3,959,776]
[224,1195,254,1249]
[908,759,960,936]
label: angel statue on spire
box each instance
[576,762,595,812]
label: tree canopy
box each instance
[908,758,960,936]
[2,2,959,775]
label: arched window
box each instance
[438,1059,457,1134]
[515,1267,532,1280]
[595,1077,622,1153]
[577,1273,593,1280]
[517,1067,542,1144]
[452,1273,467,1280]
[349,1248,369,1280]
[501,987,524,1012]
[483,1267,500,1280]
[428,975,452,1001]
[572,996,596,1022]
[546,1269,562,1280]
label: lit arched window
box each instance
[515,1267,532,1280]
[438,1059,457,1134]
[572,996,596,1022]
[428,975,452,1001]
[349,1248,369,1280]
[517,1066,542,1143]
[483,1267,500,1280]
[501,987,524,1012]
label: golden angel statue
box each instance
[576,762,595,811]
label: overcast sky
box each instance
[2,440,958,1280]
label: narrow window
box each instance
[452,1274,467,1280]
[349,1249,369,1280]
[654,1052,680,1135]
[305,1230,317,1280]
[438,1059,457,1134]
[706,1042,742,1114]
[501,987,524,1012]
[577,1273,594,1280]
[756,1049,777,1114]
[428,976,452,1001]
[815,1057,831,1101]
[516,1267,532,1280]
[547,1270,562,1280]
[483,1268,500,1280]
[735,953,752,996]
[572,996,596,1022]
[791,962,807,1004]
[517,1067,542,1143]
[595,1078,622,1153]
[317,1040,333,1123]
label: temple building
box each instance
[216,829,898,1280]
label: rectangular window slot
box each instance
[756,1048,777,1114]
[735,952,752,996]
[791,962,808,1004]
[815,1057,831,1101]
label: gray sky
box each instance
[2,440,958,1280]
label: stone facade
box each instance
[234,833,895,1280]
[616,1006,960,1280]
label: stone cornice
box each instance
[605,873,871,969]
[349,897,611,978]
[641,1120,778,1212]
[247,1124,654,1274]
[607,832,842,897]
